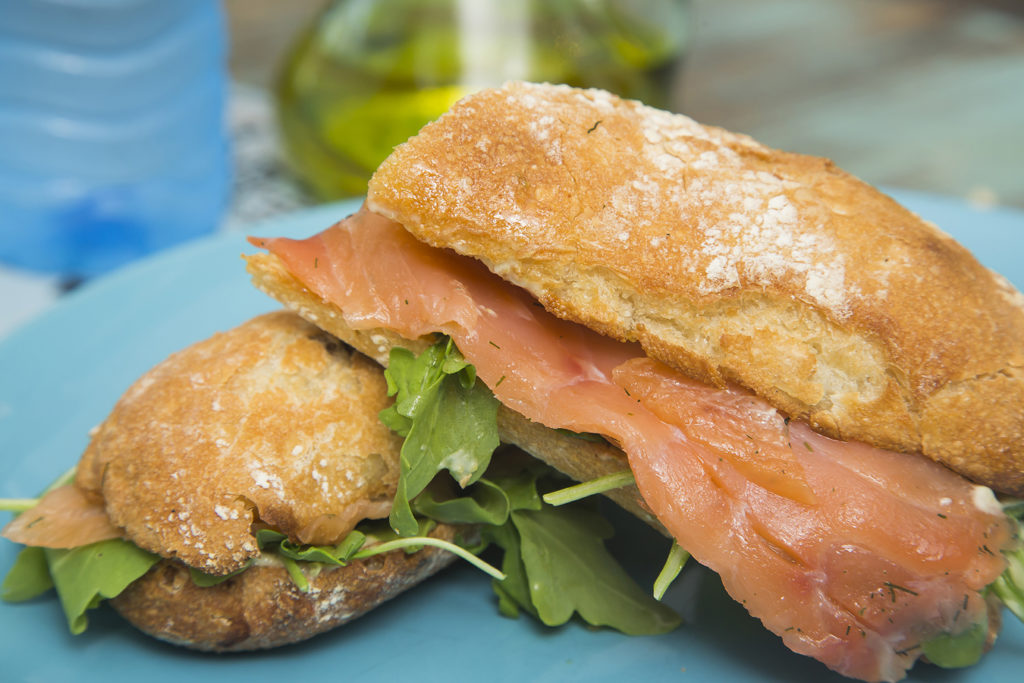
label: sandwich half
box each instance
[2,311,465,650]
[246,82,1024,681]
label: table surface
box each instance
[2,0,1023,339]
[676,0,1024,211]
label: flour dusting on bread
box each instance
[75,312,404,575]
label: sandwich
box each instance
[1,311,473,650]
[244,82,1024,681]
[2,308,678,648]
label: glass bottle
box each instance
[0,0,231,277]
[275,0,691,199]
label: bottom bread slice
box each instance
[110,523,464,652]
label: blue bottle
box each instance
[0,0,231,277]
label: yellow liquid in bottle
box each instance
[276,0,690,199]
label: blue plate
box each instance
[1,193,1022,682]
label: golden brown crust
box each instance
[110,524,463,652]
[365,81,1024,495]
[76,311,405,575]
[246,252,661,528]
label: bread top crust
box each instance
[76,312,403,574]
[366,81,1024,495]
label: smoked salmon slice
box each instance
[255,207,1014,682]
[2,485,120,549]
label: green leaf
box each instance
[1002,498,1024,520]
[489,467,544,513]
[379,341,467,434]
[511,506,681,635]
[378,347,427,437]
[992,524,1024,623]
[653,542,690,600]
[921,608,988,669]
[483,523,535,619]
[382,341,500,536]
[278,530,368,565]
[352,535,505,581]
[361,517,437,551]
[189,561,253,587]
[439,340,471,377]
[542,470,635,507]
[376,346,682,635]
[413,477,510,526]
[279,555,310,592]
[255,526,372,569]
[255,528,288,547]
[255,520,444,598]
[1,465,81,602]
[0,498,43,513]
[332,530,370,561]
[2,546,54,601]
[45,539,160,634]
[404,363,497,489]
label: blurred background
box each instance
[2,0,1023,336]
[227,0,1024,213]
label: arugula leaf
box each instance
[542,470,635,507]
[921,608,988,669]
[255,527,369,566]
[653,543,691,600]
[1002,498,1024,520]
[0,498,44,513]
[379,339,474,438]
[380,341,500,536]
[249,517,508,595]
[361,517,435,546]
[45,539,160,634]
[991,514,1024,623]
[439,457,545,619]
[469,459,682,633]
[483,522,535,619]
[353,535,505,581]
[3,467,160,632]
[254,528,288,547]
[189,562,252,588]
[280,531,368,565]
[375,339,681,635]
[487,461,545,513]
[511,504,681,635]
[413,476,512,526]
[2,546,53,601]
[993,548,1024,623]
[280,555,310,592]
[2,465,80,602]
